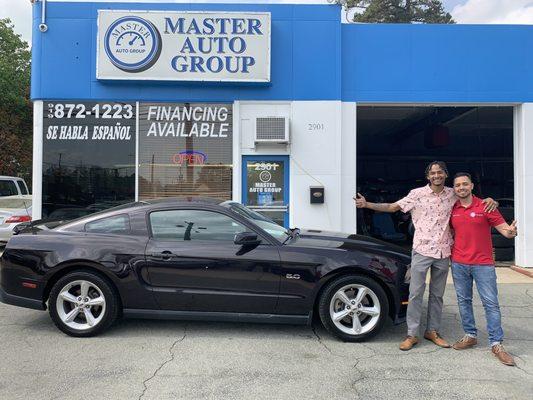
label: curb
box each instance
[510,265,533,278]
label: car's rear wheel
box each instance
[48,271,119,337]
[318,275,389,342]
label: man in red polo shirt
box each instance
[450,172,517,366]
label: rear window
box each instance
[0,197,32,209]
[84,214,130,234]
[17,181,29,195]
[0,180,18,196]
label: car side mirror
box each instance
[234,232,261,246]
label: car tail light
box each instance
[5,215,31,223]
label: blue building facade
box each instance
[30,1,533,267]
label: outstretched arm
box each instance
[354,193,401,213]
[494,220,517,239]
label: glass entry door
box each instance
[242,156,289,228]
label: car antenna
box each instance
[22,200,34,230]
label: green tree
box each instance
[335,0,455,24]
[0,18,32,182]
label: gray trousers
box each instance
[406,251,450,337]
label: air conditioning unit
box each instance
[254,117,290,144]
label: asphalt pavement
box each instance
[0,272,532,400]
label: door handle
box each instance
[150,251,174,261]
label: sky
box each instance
[1,0,533,44]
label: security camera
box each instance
[38,23,48,32]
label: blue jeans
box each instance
[451,263,504,346]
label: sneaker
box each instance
[491,344,515,366]
[452,335,477,350]
[424,330,451,348]
[399,336,419,351]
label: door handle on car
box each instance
[150,251,174,261]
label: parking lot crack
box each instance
[511,353,533,376]
[351,357,371,399]
[525,289,533,303]
[311,326,332,354]
[138,326,187,400]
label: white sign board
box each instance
[97,10,271,82]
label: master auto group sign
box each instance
[97,10,271,82]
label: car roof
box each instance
[54,197,229,232]
[0,176,25,181]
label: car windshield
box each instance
[0,197,32,209]
[221,201,290,241]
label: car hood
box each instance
[287,229,410,260]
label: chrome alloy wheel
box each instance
[55,280,106,331]
[329,284,381,336]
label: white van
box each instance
[0,176,30,197]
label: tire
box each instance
[494,247,514,262]
[318,275,389,342]
[48,271,119,337]
[492,234,514,249]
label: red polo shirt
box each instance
[450,196,505,265]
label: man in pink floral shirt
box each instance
[355,161,497,351]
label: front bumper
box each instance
[0,286,45,310]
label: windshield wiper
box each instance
[281,227,300,245]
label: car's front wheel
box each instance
[48,271,119,337]
[318,275,389,342]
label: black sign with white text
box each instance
[44,102,136,141]
[42,101,136,217]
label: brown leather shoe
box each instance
[424,330,451,348]
[452,335,478,350]
[399,336,419,351]
[492,344,515,366]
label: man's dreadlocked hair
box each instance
[425,161,449,178]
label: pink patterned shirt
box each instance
[396,185,456,259]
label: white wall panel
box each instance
[290,174,341,230]
[290,102,340,175]
[236,101,359,233]
[514,104,533,268]
[290,101,342,230]
[32,101,43,220]
[341,102,357,233]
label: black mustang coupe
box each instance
[0,198,410,341]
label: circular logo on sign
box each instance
[470,212,476,218]
[259,171,272,183]
[104,16,162,73]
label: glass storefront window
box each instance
[138,103,233,201]
[41,101,234,219]
[42,101,135,217]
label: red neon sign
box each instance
[171,150,207,165]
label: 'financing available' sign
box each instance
[97,10,271,82]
